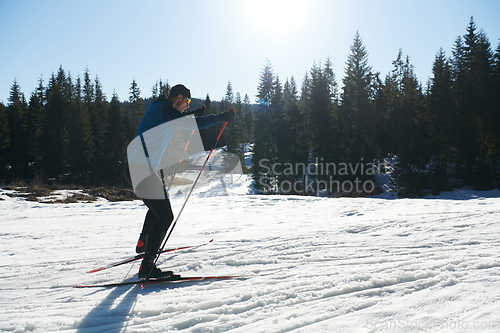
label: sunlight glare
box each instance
[246,0,307,34]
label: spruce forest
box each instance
[1,18,499,197]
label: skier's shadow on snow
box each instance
[76,282,195,332]
[76,285,138,333]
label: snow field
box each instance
[1,184,500,332]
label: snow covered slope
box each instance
[1,180,499,332]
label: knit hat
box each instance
[168,84,191,99]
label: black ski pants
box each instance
[141,196,173,259]
[124,162,173,259]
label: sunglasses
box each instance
[185,96,191,105]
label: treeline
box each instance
[250,18,500,196]
[0,65,250,186]
[1,17,499,196]
[0,67,135,185]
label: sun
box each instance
[245,0,308,34]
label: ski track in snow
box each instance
[1,183,500,332]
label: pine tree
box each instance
[309,60,338,164]
[82,67,94,106]
[218,80,235,147]
[385,51,427,195]
[450,34,471,184]
[68,76,94,183]
[26,76,46,179]
[102,92,128,183]
[459,18,482,184]
[374,51,423,195]
[294,72,315,194]
[220,81,246,174]
[427,48,455,191]
[278,76,307,193]
[129,79,143,134]
[339,32,376,185]
[232,91,243,148]
[492,41,500,182]
[42,67,70,178]
[451,17,496,189]
[7,79,29,178]
[151,80,159,99]
[0,102,10,180]
[90,75,108,182]
[372,72,390,158]
[222,90,247,173]
[473,29,495,188]
[251,60,276,193]
[294,59,341,194]
[379,72,399,155]
[159,79,170,96]
[256,59,274,105]
[266,74,287,191]
[242,94,253,145]
[224,80,234,105]
[241,93,253,173]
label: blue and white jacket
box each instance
[128,95,219,170]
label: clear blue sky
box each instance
[1,0,499,105]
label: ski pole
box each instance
[143,112,233,286]
[164,105,206,192]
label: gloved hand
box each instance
[185,105,207,116]
[218,108,235,123]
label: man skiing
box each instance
[126,84,234,279]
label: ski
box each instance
[86,239,213,273]
[75,275,240,288]
[74,270,282,289]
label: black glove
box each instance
[218,109,235,123]
[185,105,207,116]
